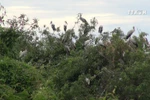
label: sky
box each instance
[1,0,150,39]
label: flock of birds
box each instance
[50,21,68,33]
[20,13,149,61]
[50,13,136,41]
[49,13,89,33]
[49,13,148,49]
[19,13,149,85]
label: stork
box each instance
[64,45,70,55]
[64,21,68,32]
[84,39,93,47]
[125,26,135,40]
[129,36,138,48]
[98,25,103,33]
[85,77,90,85]
[0,16,3,23]
[56,26,60,32]
[0,16,5,26]
[19,49,27,58]
[96,38,106,49]
[50,21,56,32]
[78,13,88,24]
[144,37,149,45]
[142,35,149,49]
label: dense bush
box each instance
[0,57,42,99]
[0,27,21,58]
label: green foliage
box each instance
[0,27,20,58]
[115,60,150,100]
[0,57,42,99]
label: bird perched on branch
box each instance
[85,77,90,85]
[0,16,4,25]
[78,13,88,24]
[19,49,27,58]
[125,26,135,40]
[129,36,138,48]
[64,45,70,55]
[64,21,68,32]
[84,39,93,47]
[98,25,103,33]
[50,21,56,32]
[144,37,149,45]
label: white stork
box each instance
[78,13,88,24]
[125,26,135,40]
[84,39,93,47]
[98,25,103,33]
[50,21,56,32]
[19,49,27,58]
[129,36,138,47]
[85,77,90,85]
[64,21,68,32]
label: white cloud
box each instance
[6,6,54,15]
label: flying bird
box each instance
[64,21,68,32]
[98,25,103,33]
[125,26,135,40]
[50,21,56,32]
[78,13,88,24]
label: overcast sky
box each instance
[1,0,150,39]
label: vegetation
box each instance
[0,4,150,100]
